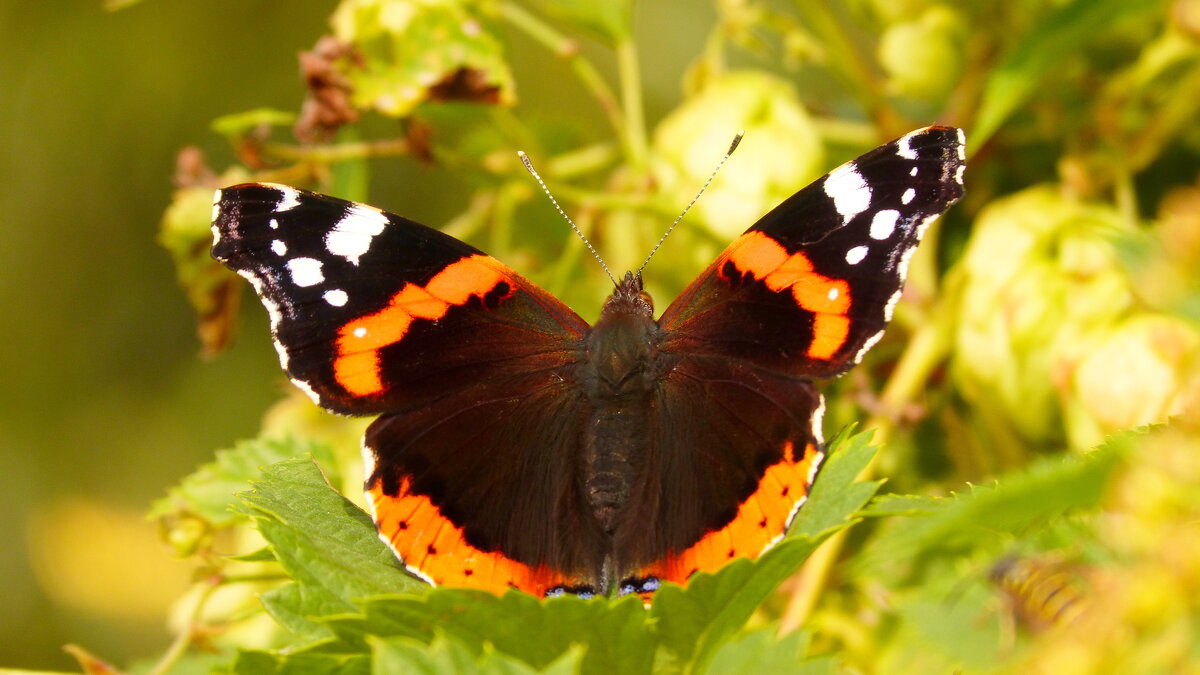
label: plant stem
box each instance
[500,1,624,138]
[147,574,222,675]
[265,138,411,164]
[615,36,649,168]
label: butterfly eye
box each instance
[638,291,654,313]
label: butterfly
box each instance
[211,125,965,598]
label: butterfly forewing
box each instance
[659,125,965,379]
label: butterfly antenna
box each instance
[518,150,618,287]
[637,131,744,276]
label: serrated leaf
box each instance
[788,429,881,539]
[371,635,582,675]
[229,546,278,562]
[651,537,825,671]
[860,494,942,518]
[704,627,835,675]
[151,436,337,526]
[338,590,651,675]
[238,458,424,639]
[226,649,370,675]
[856,434,1124,578]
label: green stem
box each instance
[265,138,411,164]
[789,3,893,132]
[500,1,625,138]
[147,574,221,675]
[616,36,648,168]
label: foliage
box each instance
[45,0,1200,672]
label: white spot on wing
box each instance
[845,245,869,265]
[275,187,302,211]
[233,268,287,370]
[271,240,287,256]
[827,287,839,301]
[269,218,280,230]
[916,213,939,239]
[910,166,918,177]
[823,163,871,221]
[211,189,223,223]
[902,188,916,205]
[896,131,918,160]
[956,128,967,157]
[854,329,885,365]
[869,209,899,240]
[353,326,367,338]
[324,289,348,306]
[287,257,325,287]
[896,244,918,288]
[811,395,826,446]
[955,164,965,184]
[883,289,903,321]
[290,377,322,405]
[326,204,389,265]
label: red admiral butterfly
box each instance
[212,126,965,598]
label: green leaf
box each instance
[150,436,337,526]
[653,430,883,671]
[331,0,515,118]
[860,494,943,518]
[238,457,424,639]
[334,590,652,675]
[972,0,1148,147]
[371,635,582,675]
[705,627,836,675]
[224,649,370,675]
[788,429,881,539]
[856,434,1125,579]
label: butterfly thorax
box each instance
[581,272,660,537]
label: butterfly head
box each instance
[600,271,653,320]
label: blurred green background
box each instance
[0,2,326,668]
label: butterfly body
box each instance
[212,126,965,598]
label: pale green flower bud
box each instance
[651,71,824,242]
[878,6,966,101]
[953,186,1132,444]
[1065,315,1200,448]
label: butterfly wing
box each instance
[212,184,600,595]
[626,126,965,586]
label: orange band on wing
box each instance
[333,255,514,396]
[635,440,823,587]
[724,231,852,359]
[367,476,576,597]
